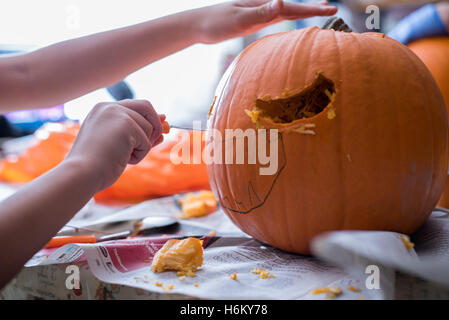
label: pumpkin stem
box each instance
[322,17,353,32]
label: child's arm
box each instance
[0,99,163,288]
[0,0,336,111]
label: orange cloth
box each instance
[0,122,210,203]
[0,122,79,183]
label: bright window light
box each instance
[0,0,242,122]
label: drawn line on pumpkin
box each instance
[234,199,244,212]
[247,181,262,206]
[219,133,287,215]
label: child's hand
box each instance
[66,99,164,192]
[197,0,338,44]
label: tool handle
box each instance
[44,235,97,249]
[162,120,171,134]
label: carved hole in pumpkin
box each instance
[251,73,335,123]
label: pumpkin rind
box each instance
[207,27,449,254]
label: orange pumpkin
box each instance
[409,37,449,208]
[207,26,448,254]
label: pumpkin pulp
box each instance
[247,72,336,127]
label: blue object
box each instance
[388,4,448,45]
[107,80,134,101]
[293,0,307,29]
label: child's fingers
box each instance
[243,0,283,25]
[118,99,163,144]
[280,2,337,19]
[120,106,155,145]
[154,135,164,147]
[237,0,327,8]
[124,111,156,164]
[129,123,152,165]
[241,0,336,26]
[236,0,272,8]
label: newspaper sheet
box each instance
[22,196,429,300]
[311,208,449,289]
[0,185,442,300]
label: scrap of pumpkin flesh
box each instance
[152,238,204,275]
[178,191,218,219]
[246,72,336,128]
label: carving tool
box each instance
[45,216,178,249]
[162,120,206,133]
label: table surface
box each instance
[3,262,449,300]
